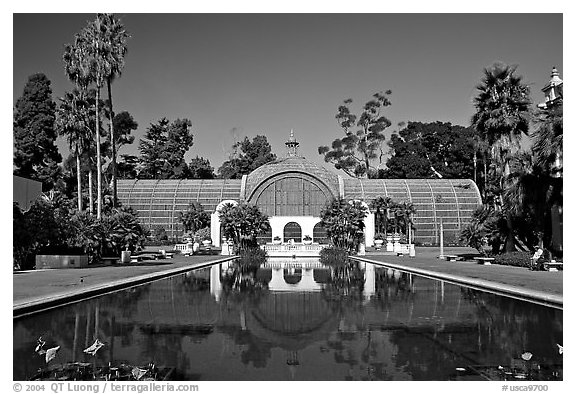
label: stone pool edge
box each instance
[13,255,238,318]
[351,256,563,309]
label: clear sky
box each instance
[13,13,563,174]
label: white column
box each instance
[439,217,444,259]
[268,268,286,291]
[365,212,375,247]
[211,212,220,247]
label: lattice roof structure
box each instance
[117,133,482,244]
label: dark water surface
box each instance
[13,260,563,381]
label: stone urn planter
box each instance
[202,240,212,247]
[303,236,313,245]
[272,237,282,245]
[393,234,401,253]
[121,250,131,264]
[374,239,384,249]
[386,236,394,252]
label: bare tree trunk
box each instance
[483,154,488,200]
[107,78,117,207]
[95,87,102,219]
[473,152,477,184]
[76,150,83,212]
[88,170,94,215]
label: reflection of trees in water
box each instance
[179,269,211,293]
[383,286,563,380]
[217,325,273,368]
[220,262,269,305]
[218,260,272,368]
[321,261,365,306]
[459,288,562,374]
[14,283,153,380]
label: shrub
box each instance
[320,198,367,252]
[491,251,532,268]
[194,227,212,242]
[153,227,169,242]
[219,203,270,251]
[179,202,210,234]
[319,246,349,267]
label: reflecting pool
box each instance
[13,259,563,381]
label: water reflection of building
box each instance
[13,261,563,381]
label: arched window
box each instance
[257,226,272,245]
[283,222,302,243]
[313,222,328,244]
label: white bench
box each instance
[543,261,563,271]
[475,257,495,265]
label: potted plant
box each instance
[272,236,282,245]
[195,227,212,246]
[374,233,385,249]
[303,235,313,245]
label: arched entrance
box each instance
[211,200,238,247]
[284,222,302,243]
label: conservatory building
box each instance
[117,132,482,248]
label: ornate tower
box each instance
[538,66,563,109]
[285,129,300,157]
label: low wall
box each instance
[35,255,89,270]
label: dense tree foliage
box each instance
[319,199,368,252]
[187,156,215,179]
[318,91,393,178]
[179,202,210,234]
[218,135,276,179]
[13,196,148,269]
[117,154,138,179]
[138,117,194,179]
[112,111,138,149]
[13,73,62,190]
[219,203,271,250]
[382,122,476,179]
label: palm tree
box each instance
[471,62,532,252]
[532,104,563,177]
[81,15,113,219]
[55,89,93,211]
[98,13,130,207]
[401,201,417,243]
[63,34,93,212]
[370,196,393,238]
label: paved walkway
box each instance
[361,247,563,297]
[13,254,231,308]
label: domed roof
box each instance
[244,155,340,201]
